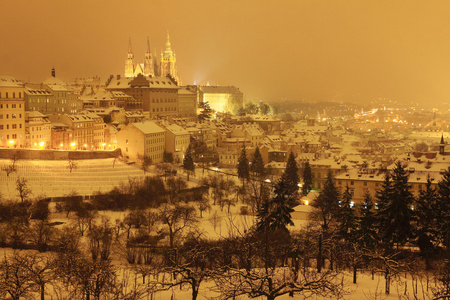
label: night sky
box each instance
[2,0,450,105]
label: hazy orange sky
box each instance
[2,0,450,105]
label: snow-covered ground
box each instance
[0,158,146,200]
[0,159,440,299]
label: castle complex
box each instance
[124,31,180,85]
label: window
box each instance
[12,114,16,118]
[364,181,367,186]
[12,124,17,129]
[350,181,354,185]
[0,125,3,130]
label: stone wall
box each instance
[0,148,122,160]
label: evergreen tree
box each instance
[437,168,450,249]
[379,162,414,249]
[374,173,393,244]
[256,175,295,233]
[337,185,357,243]
[183,143,195,181]
[281,152,299,196]
[237,145,250,184]
[357,191,378,250]
[302,161,313,195]
[416,176,439,269]
[312,169,340,230]
[256,155,298,233]
[198,101,212,121]
[250,146,265,178]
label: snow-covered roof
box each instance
[163,124,189,136]
[132,121,165,135]
[0,75,23,87]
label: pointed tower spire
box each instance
[144,37,154,77]
[165,30,172,52]
[440,134,446,155]
[127,37,134,59]
[125,38,135,77]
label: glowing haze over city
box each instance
[3,0,450,104]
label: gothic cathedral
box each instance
[124,31,180,85]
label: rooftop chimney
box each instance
[51,67,55,77]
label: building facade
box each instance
[0,75,25,148]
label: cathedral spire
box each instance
[125,38,135,77]
[144,37,154,77]
[128,38,134,59]
[165,30,172,52]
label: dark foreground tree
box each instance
[237,145,250,185]
[415,176,439,269]
[312,170,340,231]
[250,146,265,178]
[382,162,414,249]
[183,143,195,181]
[302,161,313,195]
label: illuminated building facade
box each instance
[0,75,25,148]
[24,86,54,113]
[48,113,102,150]
[43,68,81,114]
[177,87,198,122]
[25,111,52,149]
[117,121,165,163]
[106,74,179,119]
[160,123,190,163]
[196,85,243,114]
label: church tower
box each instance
[143,37,154,77]
[440,134,446,155]
[125,38,135,78]
[160,30,180,84]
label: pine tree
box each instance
[256,179,295,233]
[374,173,393,245]
[312,169,340,230]
[437,168,450,249]
[281,152,299,196]
[302,161,313,195]
[256,155,298,233]
[416,176,439,269]
[183,143,195,181]
[337,185,357,243]
[380,162,414,249]
[250,146,265,179]
[237,145,250,184]
[358,191,378,250]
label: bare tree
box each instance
[14,252,56,300]
[137,154,152,173]
[0,251,36,300]
[150,236,219,300]
[16,176,32,202]
[68,159,77,173]
[2,153,19,177]
[158,203,198,249]
[166,176,187,203]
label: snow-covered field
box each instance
[0,158,146,200]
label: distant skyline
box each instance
[2,0,450,106]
